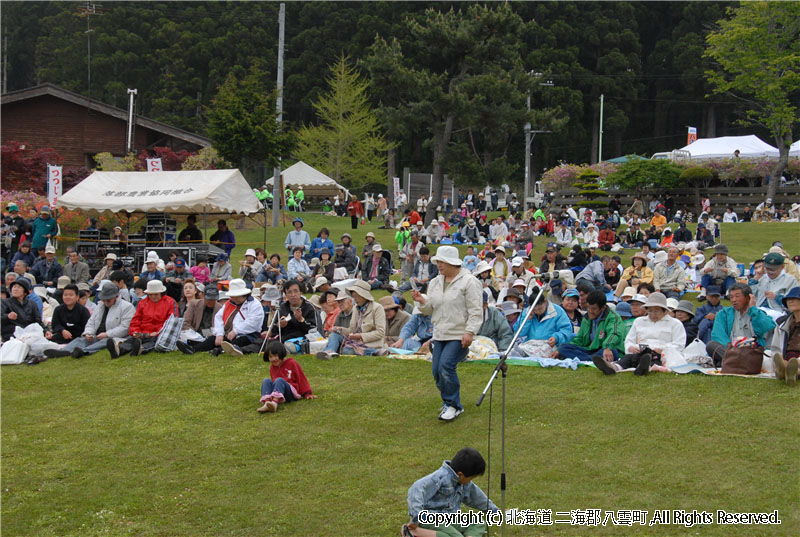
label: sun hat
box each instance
[764,252,784,267]
[365,232,375,239]
[341,233,352,240]
[676,300,695,316]
[195,282,205,294]
[146,251,159,263]
[262,286,281,303]
[494,245,506,254]
[347,280,374,302]
[714,244,728,255]
[511,257,525,267]
[473,260,491,275]
[630,294,648,304]
[653,251,667,265]
[644,292,668,309]
[615,302,633,318]
[438,216,445,222]
[631,252,649,264]
[781,286,800,307]
[104,253,117,262]
[57,275,71,289]
[97,282,120,300]
[500,301,520,317]
[33,286,49,299]
[621,287,637,299]
[22,273,36,285]
[666,297,679,311]
[467,219,476,226]
[145,280,167,294]
[371,243,383,253]
[250,287,262,300]
[379,295,401,310]
[313,276,329,290]
[431,245,462,266]
[245,248,256,258]
[512,279,526,288]
[692,254,706,266]
[45,244,56,254]
[292,217,304,227]
[227,278,251,297]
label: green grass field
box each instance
[3,214,799,536]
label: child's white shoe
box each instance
[257,401,278,413]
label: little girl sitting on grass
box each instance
[258,340,316,412]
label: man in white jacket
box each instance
[593,292,685,376]
[46,282,135,358]
[176,279,264,356]
[412,246,483,422]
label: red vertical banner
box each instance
[687,127,697,145]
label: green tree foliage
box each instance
[205,64,291,176]
[574,170,608,209]
[704,2,800,203]
[605,159,683,195]
[294,56,391,189]
[365,3,534,222]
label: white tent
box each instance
[790,140,800,157]
[57,169,261,214]
[678,135,780,160]
[265,161,349,198]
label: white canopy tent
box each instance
[678,135,780,160]
[790,140,800,158]
[57,169,261,214]
[265,161,349,199]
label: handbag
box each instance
[155,314,183,352]
[721,345,764,375]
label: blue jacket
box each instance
[398,313,433,342]
[407,461,499,525]
[514,301,574,345]
[139,269,163,282]
[694,301,724,321]
[30,259,63,285]
[310,237,334,259]
[411,260,439,281]
[710,306,776,347]
[10,250,37,268]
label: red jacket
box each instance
[270,357,313,398]
[407,210,422,225]
[347,200,364,217]
[598,228,616,247]
[129,295,177,335]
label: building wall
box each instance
[3,95,166,168]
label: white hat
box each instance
[262,286,282,303]
[473,260,492,275]
[227,278,251,297]
[511,257,525,267]
[45,245,56,254]
[653,251,668,264]
[145,280,167,294]
[500,301,520,316]
[250,287,261,299]
[431,245,461,266]
[621,287,637,299]
[512,278,526,288]
[195,282,205,294]
[630,294,648,304]
[104,253,118,261]
[437,216,445,222]
[245,248,256,258]
[666,297,679,311]
[346,280,374,302]
[692,254,706,266]
[313,276,329,290]
[146,251,159,263]
[371,243,383,253]
[644,292,668,310]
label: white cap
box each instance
[511,257,525,267]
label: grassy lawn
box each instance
[4,216,799,536]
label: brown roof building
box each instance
[1,83,211,168]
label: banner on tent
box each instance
[147,158,163,172]
[47,165,63,209]
[687,127,697,145]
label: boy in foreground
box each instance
[404,447,500,537]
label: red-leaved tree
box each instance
[0,140,63,193]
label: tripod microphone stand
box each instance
[477,283,546,536]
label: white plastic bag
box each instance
[0,339,29,365]
[682,338,713,368]
[14,324,61,357]
[516,339,555,358]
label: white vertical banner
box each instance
[393,176,401,207]
[47,165,63,209]
[147,158,163,172]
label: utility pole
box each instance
[77,1,104,100]
[126,89,137,154]
[3,27,7,94]
[270,2,285,229]
[598,94,604,163]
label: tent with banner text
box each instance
[57,169,261,215]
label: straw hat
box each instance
[226,279,252,297]
[347,280,374,302]
[145,280,167,294]
[431,245,462,266]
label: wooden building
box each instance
[1,84,211,168]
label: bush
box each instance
[679,166,713,182]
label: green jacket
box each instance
[395,229,410,247]
[571,307,626,353]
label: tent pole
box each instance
[203,207,207,241]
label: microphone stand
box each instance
[477,283,546,536]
